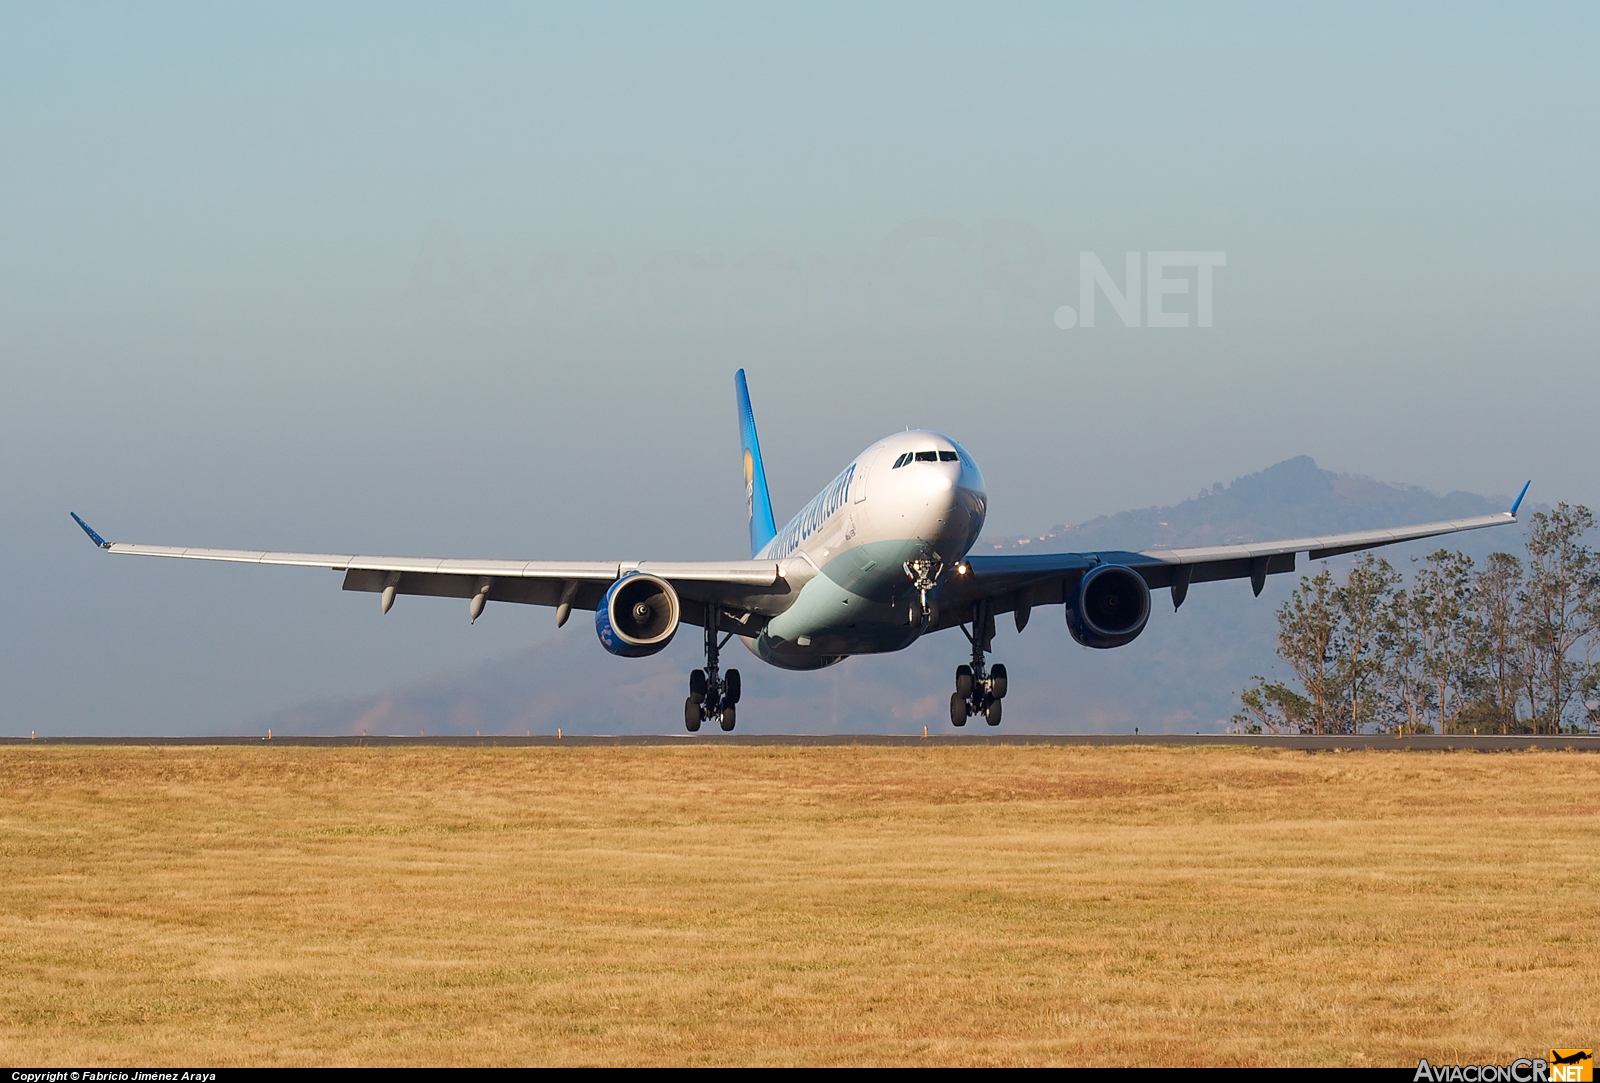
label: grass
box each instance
[1,744,1596,1066]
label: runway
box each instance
[4,733,1598,750]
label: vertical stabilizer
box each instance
[735,369,777,557]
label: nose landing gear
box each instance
[950,600,1007,727]
[686,605,741,732]
[904,553,943,627]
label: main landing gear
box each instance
[950,600,1007,727]
[686,605,741,732]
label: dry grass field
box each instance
[1,744,1596,1066]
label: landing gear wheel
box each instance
[953,600,1007,729]
[695,606,744,732]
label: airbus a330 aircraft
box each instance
[73,370,1528,732]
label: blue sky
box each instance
[3,3,1596,733]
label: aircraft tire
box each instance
[985,699,1002,726]
[685,697,702,732]
[990,664,1007,699]
[725,669,741,704]
[689,670,707,701]
[950,692,967,727]
[719,704,736,731]
[955,665,973,697]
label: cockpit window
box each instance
[895,450,958,467]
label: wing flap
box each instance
[342,568,604,608]
[340,566,789,624]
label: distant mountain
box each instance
[982,455,1512,553]
[260,458,1531,738]
[261,640,690,738]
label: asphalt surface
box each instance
[3,734,1598,750]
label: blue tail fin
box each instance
[735,369,777,557]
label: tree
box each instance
[1333,555,1400,733]
[1232,676,1313,733]
[1475,552,1523,733]
[1384,584,1431,732]
[1518,504,1600,732]
[1584,573,1600,732]
[1241,559,1405,734]
[1238,504,1600,736]
[1274,566,1340,733]
[1407,550,1483,734]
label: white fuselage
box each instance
[747,431,987,669]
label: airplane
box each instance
[71,369,1530,733]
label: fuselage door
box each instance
[852,449,882,504]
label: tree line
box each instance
[1234,504,1600,734]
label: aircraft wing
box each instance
[68,514,792,628]
[935,489,1527,631]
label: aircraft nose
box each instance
[908,467,954,503]
[906,470,960,539]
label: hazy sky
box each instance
[3,3,1596,733]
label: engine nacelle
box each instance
[595,573,680,657]
[1066,563,1151,649]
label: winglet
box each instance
[71,512,112,549]
[1509,480,1531,517]
[735,370,778,557]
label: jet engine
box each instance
[595,573,680,657]
[1065,563,1151,649]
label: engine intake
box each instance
[595,573,680,657]
[1066,563,1151,649]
